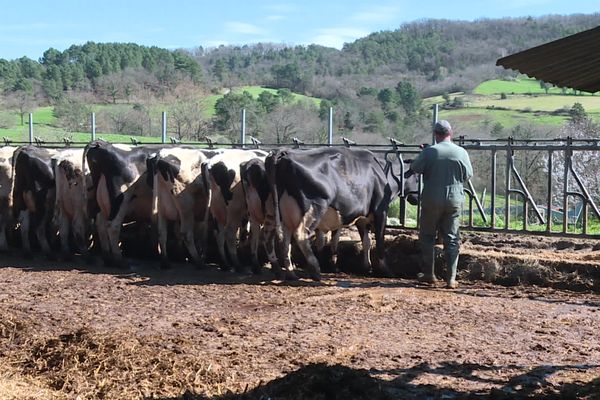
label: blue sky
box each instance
[1,0,598,61]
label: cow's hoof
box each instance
[102,256,112,267]
[284,270,299,281]
[235,266,252,275]
[220,265,233,273]
[310,273,322,282]
[251,264,262,275]
[0,248,12,256]
[83,253,95,265]
[446,280,458,289]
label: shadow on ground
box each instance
[154,361,600,400]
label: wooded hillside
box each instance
[1,14,599,144]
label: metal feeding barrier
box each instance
[7,105,600,239]
[4,122,599,238]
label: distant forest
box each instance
[1,13,600,142]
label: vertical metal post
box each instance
[28,113,33,144]
[328,107,333,146]
[562,142,570,234]
[161,111,167,144]
[432,104,438,144]
[504,147,511,230]
[240,108,246,148]
[546,151,553,232]
[490,149,497,229]
[583,201,589,235]
[91,113,96,141]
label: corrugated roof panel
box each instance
[496,26,600,93]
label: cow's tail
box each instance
[145,153,160,223]
[10,146,27,219]
[82,142,99,220]
[5,146,19,216]
[51,156,62,230]
[265,151,282,241]
[200,160,212,223]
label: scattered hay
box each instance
[464,259,501,283]
[1,324,231,399]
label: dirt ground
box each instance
[1,230,600,399]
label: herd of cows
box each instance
[0,142,419,281]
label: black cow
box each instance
[12,146,59,257]
[266,147,419,281]
[84,141,157,266]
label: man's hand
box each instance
[419,143,430,149]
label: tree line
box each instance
[1,14,600,144]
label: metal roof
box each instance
[496,25,600,93]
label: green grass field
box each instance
[202,86,321,117]
[473,77,595,96]
[427,77,600,132]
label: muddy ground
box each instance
[1,229,600,399]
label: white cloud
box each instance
[225,21,267,36]
[351,5,402,23]
[266,15,285,21]
[310,27,370,49]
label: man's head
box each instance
[433,120,452,141]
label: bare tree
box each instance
[5,91,36,126]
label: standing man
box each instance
[411,120,473,289]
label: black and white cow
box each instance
[53,148,91,258]
[12,146,59,257]
[240,157,280,274]
[146,147,225,268]
[84,140,157,266]
[204,149,268,271]
[0,146,17,252]
[266,147,419,280]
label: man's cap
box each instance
[434,120,452,135]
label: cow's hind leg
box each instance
[180,212,203,268]
[157,212,170,269]
[225,222,244,272]
[215,225,229,270]
[19,210,32,257]
[280,228,299,280]
[356,220,372,273]
[95,212,111,266]
[328,229,341,272]
[293,208,323,281]
[0,211,9,253]
[373,212,393,277]
[249,220,262,273]
[58,213,72,260]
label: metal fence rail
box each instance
[3,132,599,239]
